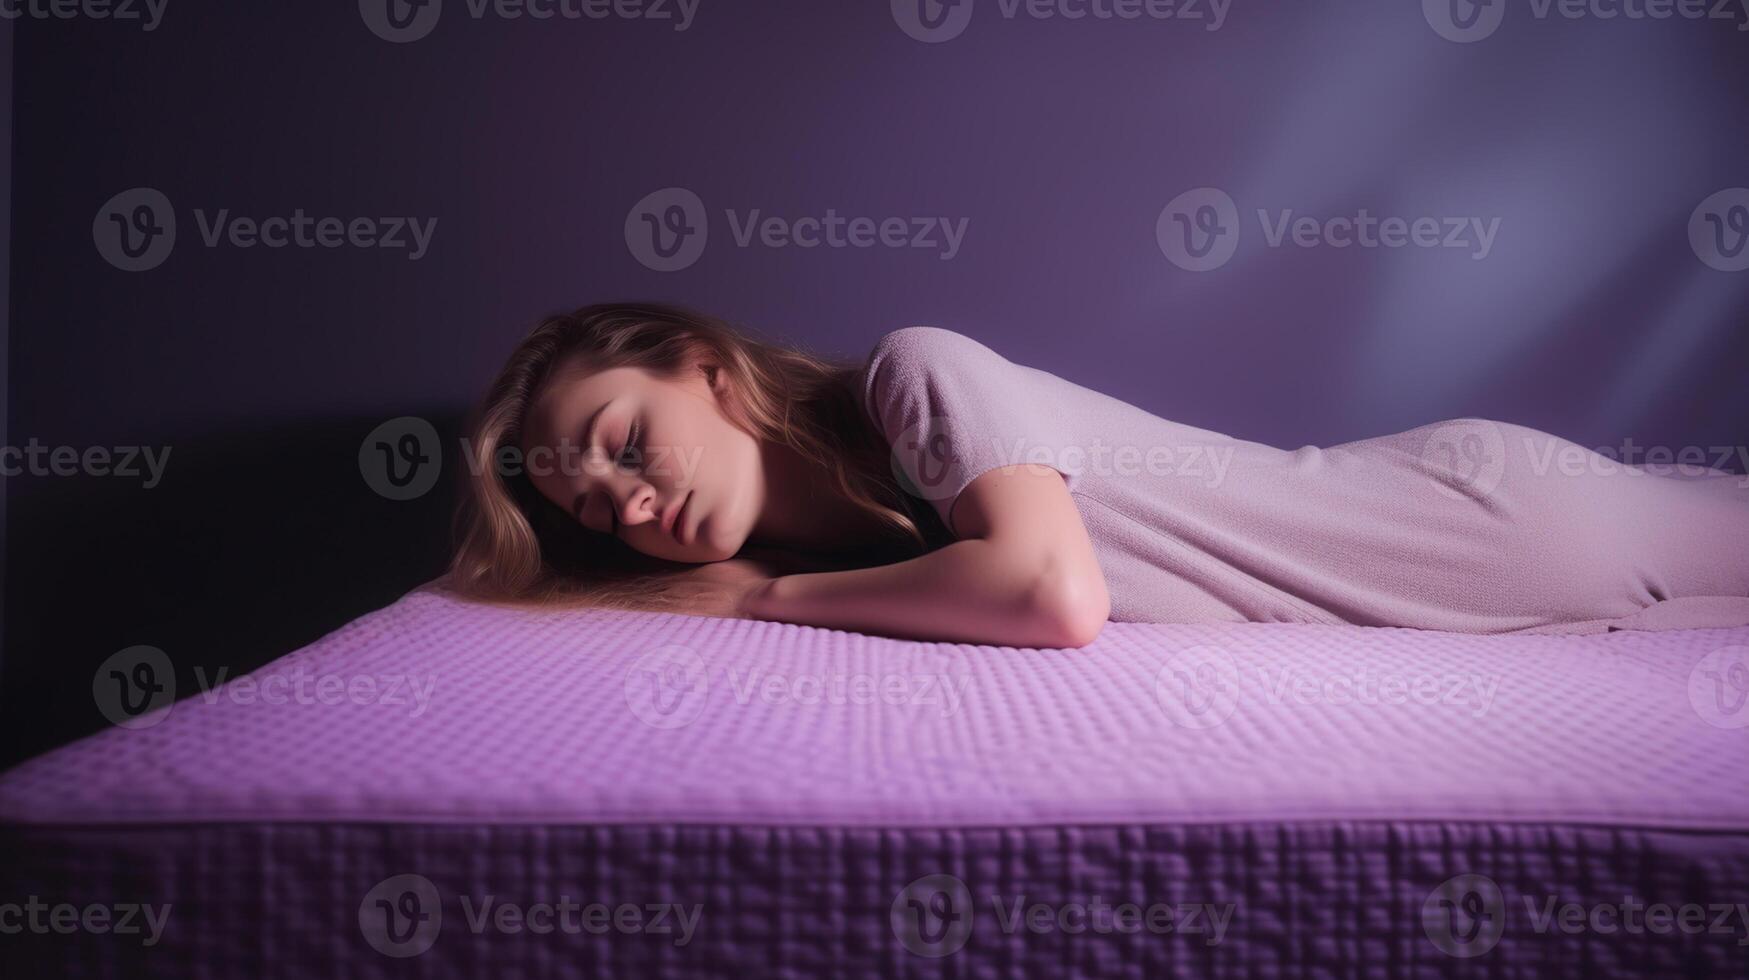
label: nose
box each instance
[606,476,658,529]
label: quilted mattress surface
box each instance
[2,584,1747,977]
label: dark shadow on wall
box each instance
[0,411,465,769]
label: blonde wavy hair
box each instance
[444,303,943,609]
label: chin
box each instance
[695,526,742,563]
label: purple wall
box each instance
[4,1,1747,761]
[1,15,10,685]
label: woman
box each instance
[447,303,1749,647]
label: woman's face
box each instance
[518,358,764,563]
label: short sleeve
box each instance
[861,326,1080,534]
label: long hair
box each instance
[444,303,942,609]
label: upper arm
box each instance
[950,463,1110,645]
[863,326,1109,644]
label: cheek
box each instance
[670,411,751,492]
[699,427,742,486]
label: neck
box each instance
[749,440,892,558]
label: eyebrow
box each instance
[570,399,614,523]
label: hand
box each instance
[666,558,779,620]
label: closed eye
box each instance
[616,418,643,470]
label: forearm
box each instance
[745,538,1100,647]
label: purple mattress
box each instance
[2,583,1747,977]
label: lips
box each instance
[664,491,692,544]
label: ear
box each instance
[697,359,750,425]
[699,361,738,409]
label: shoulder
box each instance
[865,326,1003,378]
[863,326,1006,411]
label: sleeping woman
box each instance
[446,302,1749,647]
